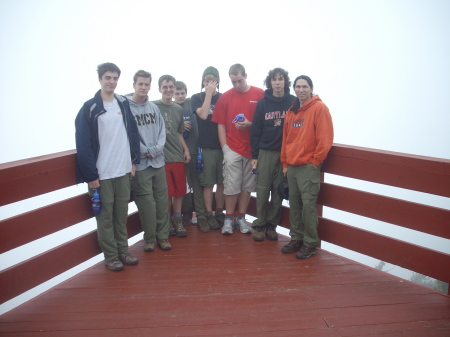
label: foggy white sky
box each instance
[0,0,449,164]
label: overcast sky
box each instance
[0,0,449,164]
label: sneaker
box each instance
[173,218,188,237]
[207,214,221,230]
[221,218,234,235]
[265,223,279,241]
[118,252,138,265]
[198,218,210,233]
[281,240,303,254]
[215,213,225,226]
[104,257,124,272]
[157,238,172,251]
[236,217,252,234]
[296,245,317,259]
[169,219,176,236]
[252,226,265,242]
[182,212,192,227]
[144,241,156,252]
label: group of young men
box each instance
[75,62,334,272]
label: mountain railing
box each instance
[1,144,449,305]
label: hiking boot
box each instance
[173,218,188,237]
[198,218,210,233]
[118,252,138,265]
[169,219,176,236]
[215,213,225,226]
[281,240,303,254]
[236,217,252,234]
[104,257,124,272]
[221,218,234,235]
[265,224,279,241]
[252,226,265,242]
[157,238,172,251]
[207,214,221,230]
[296,245,317,259]
[144,241,156,252]
[182,212,192,227]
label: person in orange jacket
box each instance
[280,75,334,259]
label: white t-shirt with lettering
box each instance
[96,98,131,180]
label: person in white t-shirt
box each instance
[75,63,141,272]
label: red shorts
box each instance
[165,162,187,198]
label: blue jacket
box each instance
[75,90,140,184]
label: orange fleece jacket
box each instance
[281,95,334,168]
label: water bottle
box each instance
[183,121,191,138]
[91,189,101,214]
[231,114,245,123]
[195,147,204,173]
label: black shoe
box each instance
[215,213,225,226]
[252,226,265,242]
[265,223,278,241]
[207,214,221,230]
[281,240,302,254]
[296,245,317,259]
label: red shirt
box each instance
[212,86,264,157]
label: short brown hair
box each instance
[158,74,176,88]
[97,62,121,79]
[229,63,246,77]
[133,70,152,84]
[175,81,187,93]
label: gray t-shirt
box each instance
[152,100,184,163]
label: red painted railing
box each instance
[1,144,449,304]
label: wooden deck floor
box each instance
[1,224,449,336]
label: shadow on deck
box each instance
[1,225,449,336]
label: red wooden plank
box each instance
[0,194,92,254]
[323,144,450,197]
[318,183,450,239]
[329,143,450,174]
[0,150,77,206]
[318,217,450,284]
[1,227,449,336]
[0,212,142,304]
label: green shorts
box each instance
[198,148,224,186]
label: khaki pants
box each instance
[131,166,170,243]
[89,174,130,262]
[222,144,256,195]
[287,163,321,248]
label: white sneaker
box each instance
[236,217,252,234]
[221,218,234,235]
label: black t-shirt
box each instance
[191,92,222,149]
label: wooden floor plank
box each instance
[1,225,449,336]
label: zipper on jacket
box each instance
[93,109,106,159]
[118,97,138,164]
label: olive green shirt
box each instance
[153,100,184,163]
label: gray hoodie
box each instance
[125,95,166,171]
